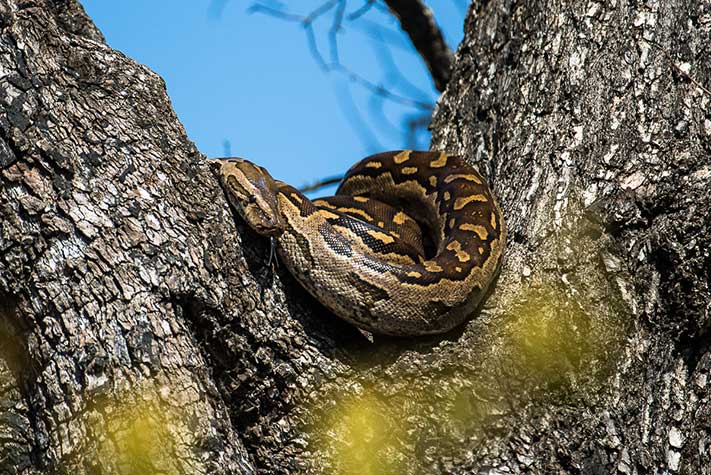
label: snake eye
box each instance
[247,195,257,204]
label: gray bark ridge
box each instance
[0,1,260,473]
[430,0,711,473]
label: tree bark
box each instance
[0,0,709,474]
[0,1,259,473]
[429,0,711,473]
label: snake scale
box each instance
[215,151,505,336]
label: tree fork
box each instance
[0,0,709,474]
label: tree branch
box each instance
[298,175,344,194]
[250,2,433,111]
[382,0,453,92]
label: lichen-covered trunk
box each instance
[0,1,260,473]
[429,0,711,472]
[0,0,709,474]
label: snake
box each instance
[214,151,505,336]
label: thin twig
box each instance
[250,1,439,107]
[329,0,346,64]
[299,175,344,193]
[370,29,430,101]
[334,79,384,150]
[305,24,328,69]
[208,0,230,20]
[405,113,431,148]
[352,18,416,52]
[305,0,340,24]
[367,91,403,138]
[247,3,303,22]
[333,63,433,109]
[249,0,436,149]
[348,0,376,20]
[450,0,468,10]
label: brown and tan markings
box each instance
[429,152,448,168]
[393,150,411,164]
[444,173,482,184]
[313,195,425,256]
[459,223,489,241]
[216,150,505,336]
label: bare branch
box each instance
[250,1,434,110]
[299,175,344,193]
[249,0,436,151]
[222,139,232,156]
[208,0,230,20]
[348,0,376,20]
[351,18,416,52]
[247,3,304,22]
[347,0,391,20]
[450,0,468,10]
[333,79,384,151]
[405,113,430,148]
[370,29,430,101]
[305,24,328,69]
[333,63,432,109]
[382,0,454,91]
[304,0,340,24]
[367,92,404,139]
[328,0,346,64]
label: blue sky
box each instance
[81,1,465,192]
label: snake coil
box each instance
[216,151,505,336]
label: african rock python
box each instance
[215,151,505,336]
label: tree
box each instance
[1,0,709,474]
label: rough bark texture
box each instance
[0,1,259,473]
[430,0,711,472]
[0,0,709,474]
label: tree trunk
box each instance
[0,0,709,474]
[0,1,259,473]
[429,0,711,472]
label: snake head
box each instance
[214,158,285,236]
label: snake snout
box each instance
[244,204,284,237]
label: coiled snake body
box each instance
[216,151,505,336]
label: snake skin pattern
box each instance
[215,151,505,336]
